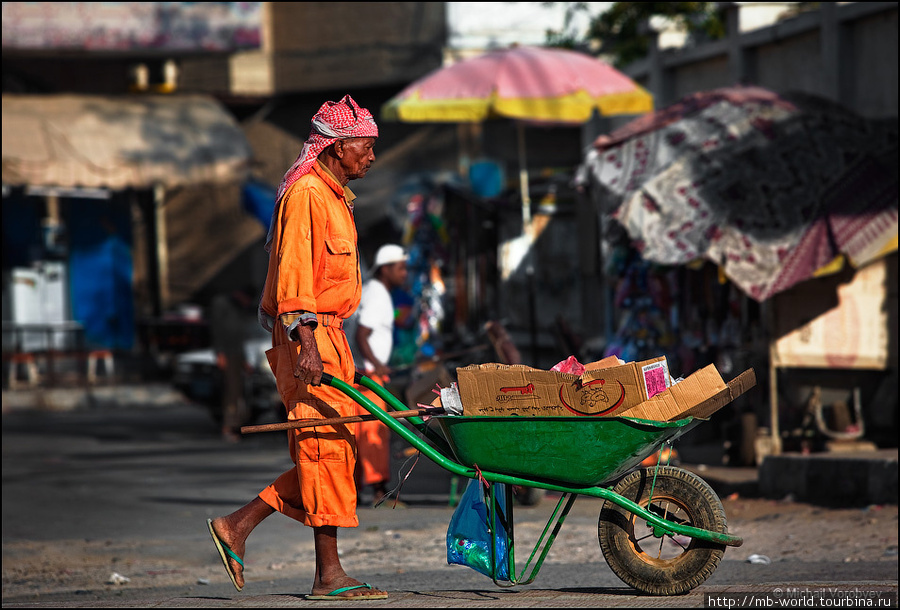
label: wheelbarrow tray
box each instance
[436,414,699,487]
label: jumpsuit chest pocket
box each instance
[323,237,355,284]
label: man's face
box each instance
[383,261,408,290]
[339,137,376,180]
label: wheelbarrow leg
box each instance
[487,486,578,587]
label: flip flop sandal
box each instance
[207,519,243,592]
[306,583,389,601]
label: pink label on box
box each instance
[642,361,669,398]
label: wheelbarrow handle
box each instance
[319,371,362,386]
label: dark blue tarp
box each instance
[242,179,276,229]
[67,198,134,350]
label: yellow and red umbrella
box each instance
[382,45,653,225]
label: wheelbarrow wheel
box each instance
[598,466,726,596]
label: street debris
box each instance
[747,554,771,565]
[106,572,130,585]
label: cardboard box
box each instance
[614,364,726,421]
[680,368,756,420]
[615,366,756,421]
[455,357,670,417]
[454,355,757,421]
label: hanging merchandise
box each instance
[604,256,677,366]
[419,261,446,348]
[401,192,450,358]
[389,286,419,369]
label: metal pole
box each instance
[768,340,782,455]
[517,122,531,228]
[528,263,537,366]
[153,184,169,314]
[766,301,783,456]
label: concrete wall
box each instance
[629,2,898,119]
[849,9,900,117]
[269,2,445,91]
[180,2,447,97]
[754,30,823,97]
[671,55,731,101]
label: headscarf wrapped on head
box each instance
[274,94,379,204]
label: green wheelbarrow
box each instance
[270,371,752,596]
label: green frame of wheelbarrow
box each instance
[324,373,743,585]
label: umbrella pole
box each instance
[517,121,538,365]
[517,122,531,228]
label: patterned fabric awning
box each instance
[579,86,898,301]
[2,94,251,190]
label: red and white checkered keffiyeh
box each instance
[275,94,378,204]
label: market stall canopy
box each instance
[2,94,251,190]
[579,85,898,302]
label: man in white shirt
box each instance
[350,244,409,505]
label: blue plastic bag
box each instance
[446,479,510,581]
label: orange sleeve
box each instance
[275,185,319,316]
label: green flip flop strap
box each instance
[325,583,373,596]
[221,542,244,567]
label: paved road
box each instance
[2,394,897,608]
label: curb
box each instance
[1,383,192,412]
[759,450,899,506]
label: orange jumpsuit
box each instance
[258,160,363,528]
[353,374,391,488]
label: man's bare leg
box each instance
[311,525,387,598]
[209,496,274,589]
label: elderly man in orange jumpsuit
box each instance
[207,95,388,601]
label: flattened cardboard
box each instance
[615,364,728,421]
[678,368,757,420]
[456,357,668,417]
[583,355,624,371]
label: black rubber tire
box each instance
[598,466,727,596]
